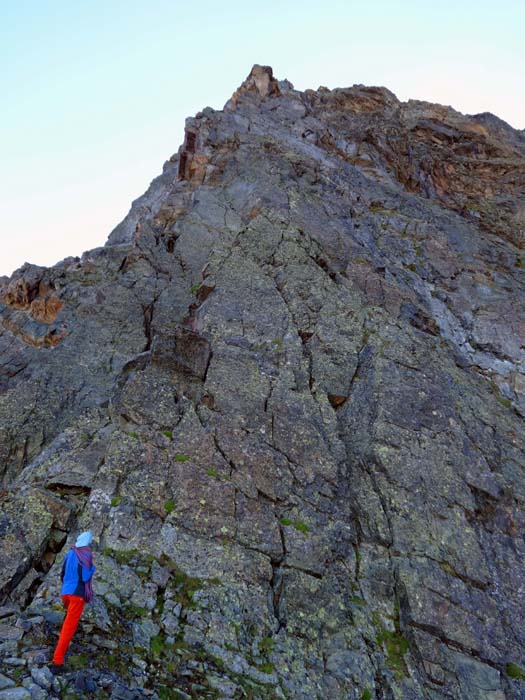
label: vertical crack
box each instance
[142,303,154,351]
[269,522,287,633]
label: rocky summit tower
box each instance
[1,65,525,700]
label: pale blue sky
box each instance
[1,0,523,276]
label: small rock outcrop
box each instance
[1,64,525,699]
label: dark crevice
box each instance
[311,255,339,282]
[178,152,188,180]
[142,303,154,351]
[21,435,29,470]
[435,558,489,592]
[271,272,321,413]
[269,563,286,633]
[46,483,91,497]
[269,523,287,633]
[185,131,196,153]
[407,619,503,673]
[282,563,323,580]
[202,349,213,384]
[359,458,394,549]
[118,255,129,272]
[327,393,347,409]
[2,498,76,609]
[347,338,370,395]
[209,431,236,479]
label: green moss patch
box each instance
[172,573,203,608]
[258,636,276,654]
[174,454,189,462]
[150,634,166,656]
[123,604,149,618]
[280,517,310,533]
[374,597,410,679]
[507,662,525,680]
[164,499,175,514]
[496,395,512,409]
[376,626,409,678]
[160,555,205,609]
[490,381,513,410]
[101,547,154,568]
[68,654,88,670]
[257,662,274,674]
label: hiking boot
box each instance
[49,663,65,675]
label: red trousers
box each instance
[52,594,85,664]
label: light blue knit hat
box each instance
[75,531,93,547]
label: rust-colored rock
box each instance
[30,294,63,323]
[225,64,281,110]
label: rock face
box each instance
[1,65,525,699]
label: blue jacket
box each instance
[60,549,96,597]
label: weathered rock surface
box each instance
[1,65,525,699]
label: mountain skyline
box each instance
[2,0,524,277]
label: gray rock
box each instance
[0,642,18,656]
[131,656,147,671]
[23,651,47,666]
[103,592,122,608]
[24,684,47,700]
[150,561,170,588]
[111,683,148,700]
[206,675,239,697]
[92,634,118,650]
[74,673,97,692]
[170,691,191,700]
[0,677,14,691]
[1,64,525,700]
[131,619,160,649]
[0,625,23,641]
[159,611,179,635]
[29,668,53,691]
[98,674,114,689]
[38,608,63,625]
[0,689,32,700]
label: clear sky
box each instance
[1,0,524,277]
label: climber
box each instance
[49,531,96,673]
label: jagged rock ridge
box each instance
[0,65,525,700]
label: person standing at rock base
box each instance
[50,531,96,673]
